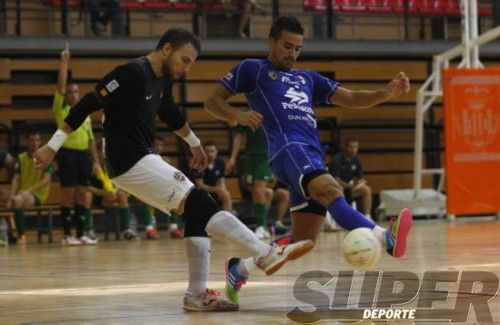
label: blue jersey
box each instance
[219,59,339,162]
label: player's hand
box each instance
[235,110,263,131]
[225,157,236,174]
[190,145,208,171]
[61,42,70,62]
[104,191,117,202]
[385,72,410,100]
[33,145,56,170]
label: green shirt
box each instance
[233,124,267,158]
[53,91,94,150]
[15,151,53,204]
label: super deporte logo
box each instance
[288,270,499,324]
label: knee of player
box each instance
[311,182,343,202]
[117,191,128,203]
[276,189,289,201]
[182,188,221,236]
[12,196,23,208]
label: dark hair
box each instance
[269,16,304,39]
[26,130,41,139]
[344,137,359,146]
[155,28,201,54]
[204,140,217,147]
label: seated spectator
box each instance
[194,140,233,212]
[329,137,372,219]
[6,132,53,243]
[221,0,268,38]
[85,0,124,36]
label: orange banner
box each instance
[443,68,500,215]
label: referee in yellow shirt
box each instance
[54,43,101,245]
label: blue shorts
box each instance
[269,144,328,212]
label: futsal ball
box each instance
[342,227,382,270]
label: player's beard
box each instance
[162,54,174,80]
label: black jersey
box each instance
[92,57,186,177]
[330,151,363,183]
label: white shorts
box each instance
[112,154,194,214]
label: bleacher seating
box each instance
[303,0,492,17]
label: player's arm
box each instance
[58,42,70,95]
[226,132,244,174]
[330,72,410,109]
[159,84,207,171]
[195,178,217,193]
[36,65,139,169]
[205,84,262,131]
[35,95,101,169]
[6,173,20,208]
[216,177,228,191]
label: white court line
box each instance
[448,262,500,269]
[0,281,289,297]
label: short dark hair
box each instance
[344,137,359,146]
[269,16,304,39]
[155,28,201,54]
[26,131,41,139]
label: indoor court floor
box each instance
[1,219,499,324]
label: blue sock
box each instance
[327,197,376,230]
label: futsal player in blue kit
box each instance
[204,16,413,304]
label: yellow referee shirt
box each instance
[53,91,94,150]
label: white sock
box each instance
[372,226,387,246]
[205,211,269,257]
[184,237,210,296]
[236,257,258,277]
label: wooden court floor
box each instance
[1,219,499,324]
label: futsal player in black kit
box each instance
[34,28,313,311]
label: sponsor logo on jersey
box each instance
[224,72,234,81]
[173,171,186,182]
[99,88,108,97]
[268,71,278,80]
[105,79,120,93]
[287,114,317,128]
[284,87,308,105]
[282,87,313,113]
[281,75,300,86]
